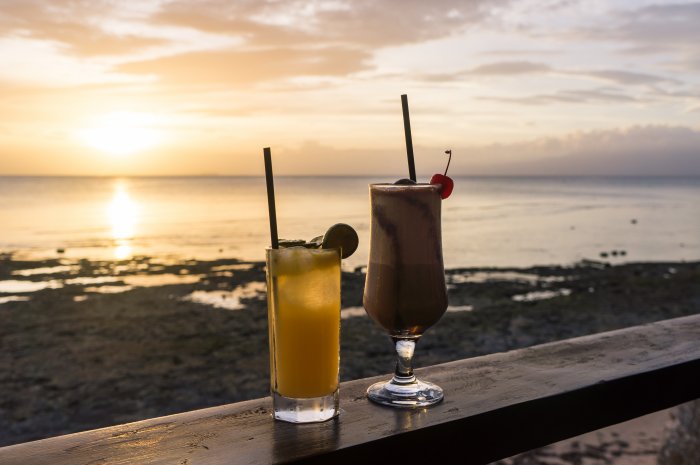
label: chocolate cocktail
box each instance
[363,182,449,408]
[362,95,453,408]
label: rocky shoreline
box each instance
[1,256,699,457]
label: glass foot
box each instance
[367,377,444,408]
[272,390,339,423]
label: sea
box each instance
[1,176,698,270]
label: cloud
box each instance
[574,69,679,86]
[419,60,679,88]
[469,61,552,75]
[154,0,509,48]
[458,125,700,176]
[30,23,164,57]
[418,60,554,82]
[478,49,562,57]
[100,1,510,86]
[683,52,700,72]
[268,126,700,176]
[612,3,700,47]
[0,0,164,56]
[116,47,371,85]
[566,2,700,72]
[500,3,700,76]
[479,88,638,105]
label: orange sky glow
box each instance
[1,0,699,176]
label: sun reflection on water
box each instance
[113,242,132,260]
[108,181,139,259]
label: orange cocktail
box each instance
[266,246,340,422]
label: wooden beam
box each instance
[2,314,700,465]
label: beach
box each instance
[2,254,699,462]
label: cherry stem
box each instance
[444,149,452,176]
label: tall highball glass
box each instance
[266,246,341,422]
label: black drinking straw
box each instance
[401,94,417,182]
[263,147,279,249]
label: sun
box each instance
[78,112,162,156]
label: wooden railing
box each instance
[2,314,700,465]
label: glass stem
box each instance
[391,337,418,385]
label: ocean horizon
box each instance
[1,175,699,269]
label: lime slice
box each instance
[278,239,306,248]
[321,223,358,259]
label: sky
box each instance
[0,0,699,176]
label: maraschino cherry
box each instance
[430,149,454,199]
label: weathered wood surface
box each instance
[2,314,700,465]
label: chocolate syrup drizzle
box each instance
[364,186,447,335]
